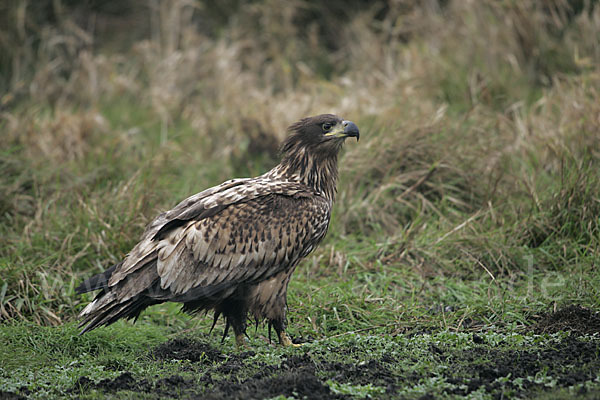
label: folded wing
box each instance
[78,177,330,332]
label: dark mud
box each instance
[67,306,600,399]
[72,352,349,400]
[533,304,600,335]
[0,391,26,400]
[70,336,600,399]
[201,357,349,400]
[72,372,197,398]
[444,335,600,398]
[153,337,231,363]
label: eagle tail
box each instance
[78,294,159,334]
[75,263,119,294]
[76,263,161,334]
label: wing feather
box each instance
[109,178,310,285]
[163,193,330,297]
[103,177,329,308]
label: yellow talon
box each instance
[235,333,248,349]
[279,331,302,347]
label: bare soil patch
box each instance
[71,337,600,399]
[533,305,600,335]
[0,391,26,400]
[443,335,600,398]
[66,306,600,399]
[153,337,229,363]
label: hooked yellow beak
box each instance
[324,120,360,141]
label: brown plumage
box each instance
[76,114,359,346]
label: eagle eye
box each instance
[322,122,333,132]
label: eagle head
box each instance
[281,114,359,158]
[276,114,359,200]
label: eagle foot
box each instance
[279,331,302,347]
[235,333,249,349]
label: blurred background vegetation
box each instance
[0,0,599,331]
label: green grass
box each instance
[3,321,600,399]
[3,252,598,398]
[1,0,600,398]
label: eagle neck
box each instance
[269,145,338,203]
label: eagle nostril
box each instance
[342,121,360,140]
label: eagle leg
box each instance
[230,316,248,348]
[217,296,249,348]
[268,322,273,344]
[272,318,301,347]
[235,333,247,349]
[220,319,247,348]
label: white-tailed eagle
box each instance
[76,114,359,346]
